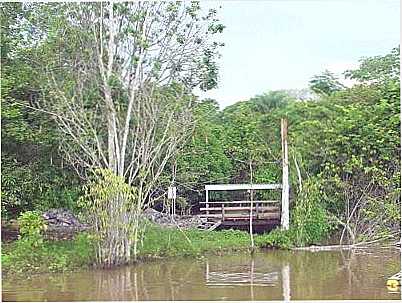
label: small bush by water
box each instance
[2,233,95,275]
[2,211,95,275]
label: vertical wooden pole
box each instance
[173,194,176,218]
[206,189,209,216]
[281,118,290,230]
[172,161,177,218]
[256,202,259,220]
[222,203,225,221]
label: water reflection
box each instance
[205,258,279,286]
[2,248,400,301]
[282,263,290,301]
[204,256,292,301]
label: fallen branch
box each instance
[173,219,193,246]
[292,234,399,251]
[292,153,303,193]
[353,233,398,247]
[291,244,357,251]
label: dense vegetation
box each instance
[1,2,400,273]
[175,46,401,246]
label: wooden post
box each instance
[168,186,176,219]
[206,189,209,216]
[222,203,225,221]
[281,118,290,230]
[256,202,259,220]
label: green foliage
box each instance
[248,90,295,113]
[139,223,251,258]
[78,169,140,266]
[2,233,95,275]
[78,169,138,243]
[177,99,232,186]
[18,211,46,238]
[221,102,272,183]
[177,46,399,245]
[309,70,346,96]
[255,228,294,249]
[345,46,400,84]
[1,156,81,218]
[17,211,47,247]
[283,47,399,242]
[256,179,334,249]
[291,180,333,246]
[175,99,232,206]
[222,102,264,161]
[1,3,82,219]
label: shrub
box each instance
[78,169,139,266]
[17,210,47,247]
[291,179,333,246]
[255,228,294,249]
[2,232,95,275]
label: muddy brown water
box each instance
[2,248,401,301]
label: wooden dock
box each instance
[199,184,283,230]
[199,200,281,230]
[200,201,280,220]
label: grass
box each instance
[2,223,293,277]
[138,224,252,258]
[2,233,94,276]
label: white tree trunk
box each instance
[281,118,290,230]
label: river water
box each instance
[2,248,400,301]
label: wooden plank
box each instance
[208,220,222,231]
[256,202,259,219]
[220,219,280,226]
[206,189,209,216]
[254,212,281,219]
[205,184,282,191]
[200,206,280,212]
[199,200,279,204]
[200,213,280,219]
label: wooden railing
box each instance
[199,200,280,221]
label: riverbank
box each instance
[2,222,291,277]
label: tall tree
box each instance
[309,70,346,96]
[248,90,295,114]
[345,46,400,84]
[29,2,224,266]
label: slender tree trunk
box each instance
[281,118,290,230]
